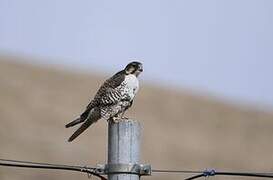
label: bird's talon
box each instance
[111,117,120,123]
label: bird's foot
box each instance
[111,117,121,123]
[109,116,130,123]
[119,116,131,122]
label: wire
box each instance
[152,168,273,180]
[185,171,273,180]
[152,169,203,174]
[0,158,85,169]
[0,158,106,180]
[2,159,273,180]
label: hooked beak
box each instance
[138,66,143,72]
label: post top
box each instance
[108,118,140,124]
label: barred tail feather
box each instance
[68,108,101,142]
[65,117,84,128]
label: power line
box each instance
[152,168,273,179]
[0,158,86,169]
[185,170,273,180]
[2,158,273,179]
[0,158,106,180]
[152,169,203,174]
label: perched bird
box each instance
[66,61,143,142]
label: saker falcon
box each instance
[65,61,143,142]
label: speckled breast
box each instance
[100,101,131,120]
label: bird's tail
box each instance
[65,117,84,128]
[68,108,101,142]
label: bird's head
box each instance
[124,61,143,77]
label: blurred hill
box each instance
[0,55,273,180]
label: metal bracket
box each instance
[95,163,151,176]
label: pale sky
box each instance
[0,0,273,108]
